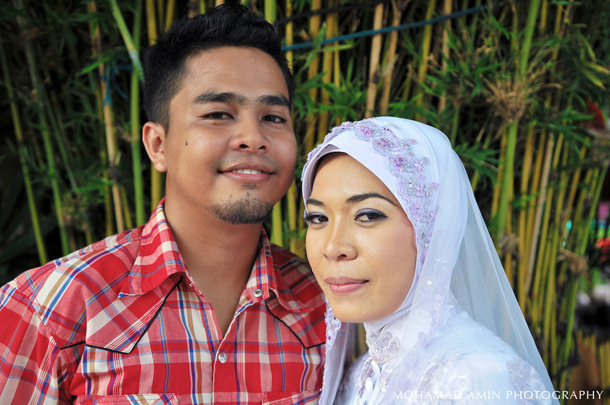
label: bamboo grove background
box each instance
[1,0,610,399]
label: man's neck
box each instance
[163,195,263,336]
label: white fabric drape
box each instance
[302,117,557,405]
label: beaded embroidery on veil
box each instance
[302,117,557,405]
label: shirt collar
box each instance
[242,228,311,313]
[120,199,311,313]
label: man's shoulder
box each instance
[3,227,145,347]
[12,227,144,296]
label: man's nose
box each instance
[229,114,271,153]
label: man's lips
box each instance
[325,277,369,294]
[220,163,274,182]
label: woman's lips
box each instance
[325,277,369,294]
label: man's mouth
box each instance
[230,169,265,174]
[220,163,273,183]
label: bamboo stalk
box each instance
[147,0,164,210]
[0,34,47,264]
[100,75,125,233]
[531,134,563,320]
[87,2,114,237]
[165,0,176,31]
[436,0,452,115]
[146,0,158,45]
[131,0,146,226]
[364,2,384,118]
[94,1,125,233]
[491,124,508,220]
[317,3,337,143]
[285,0,299,255]
[109,0,144,82]
[380,1,403,115]
[517,124,534,309]
[287,180,299,254]
[413,0,437,122]
[121,186,134,230]
[520,4,564,309]
[559,164,607,386]
[15,0,70,255]
[495,0,543,243]
[303,0,321,153]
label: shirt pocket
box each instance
[74,394,179,405]
[262,390,320,405]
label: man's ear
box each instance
[143,122,168,172]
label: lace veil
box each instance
[301,117,555,404]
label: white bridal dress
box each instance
[301,117,558,405]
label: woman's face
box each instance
[305,153,418,323]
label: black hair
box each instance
[142,3,295,130]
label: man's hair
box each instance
[142,3,295,130]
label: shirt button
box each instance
[218,352,227,363]
[253,288,263,298]
[189,283,193,287]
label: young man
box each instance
[0,4,325,404]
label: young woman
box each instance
[302,117,557,404]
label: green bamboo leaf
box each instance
[576,30,597,62]
[583,60,610,75]
[582,68,605,88]
[80,57,108,75]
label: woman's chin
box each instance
[328,303,388,324]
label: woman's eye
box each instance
[355,210,387,223]
[263,115,286,124]
[205,112,232,119]
[304,213,328,225]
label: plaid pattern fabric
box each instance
[0,201,326,404]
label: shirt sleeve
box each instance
[0,281,73,404]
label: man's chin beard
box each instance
[210,198,274,225]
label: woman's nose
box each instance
[229,115,271,153]
[323,224,358,262]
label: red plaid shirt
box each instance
[0,201,326,404]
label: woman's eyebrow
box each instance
[346,192,397,206]
[306,198,325,206]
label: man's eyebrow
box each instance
[306,198,324,206]
[257,94,291,108]
[193,91,247,105]
[346,192,397,206]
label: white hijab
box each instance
[302,117,556,404]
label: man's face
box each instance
[158,46,296,224]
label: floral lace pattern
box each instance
[325,303,342,350]
[303,118,440,261]
[417,353,473,405]
[508,358,552,405]
[369,332,402,364]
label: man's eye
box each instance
[303,213,328,225]
[355,210,387,223]
[205,112,232,119]
[263,115,286,123]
